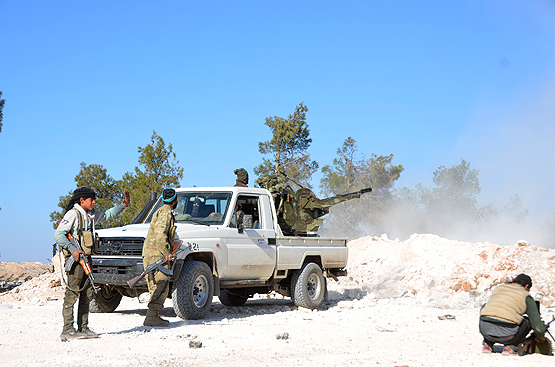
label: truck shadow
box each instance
[114,297,295,319]
[107,290,357,334]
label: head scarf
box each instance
[63,186,97,214]
[234,168,248,181]
[162,188,177,203]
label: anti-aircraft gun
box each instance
[256,173,372,236]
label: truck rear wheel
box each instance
[172,261,213,320]
[90,285,122,313]
[291,262,326,309]
[219,290,248,306]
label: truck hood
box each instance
[96,224,150,238]
[96,223,225,239]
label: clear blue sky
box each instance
[1,1,554,262]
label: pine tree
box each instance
[255,103,318,189]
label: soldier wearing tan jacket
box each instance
[142,188,178,327]
[479,274,546,355]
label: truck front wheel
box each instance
[291,262,326,309]
[172,261,214,320]
[90,285,122,313]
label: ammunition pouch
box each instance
[75,209,99,255]
[80,231,98,255]
[59,233,97,257]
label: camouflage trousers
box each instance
[144,257,170,311]
[62,256,94,331]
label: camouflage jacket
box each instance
[142,204,176,262]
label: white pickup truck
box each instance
[91,186,349,320]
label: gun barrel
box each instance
[334,187,372,199]
[90,280,100,294]
[312,187,373,208]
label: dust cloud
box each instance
[321,82,555,248]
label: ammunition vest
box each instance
[480,283,529,325]
[61,209,98,257]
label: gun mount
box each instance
[257,174,371,236]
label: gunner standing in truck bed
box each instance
[234,168,248,187]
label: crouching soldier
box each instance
[142,188,178,327]
[479,274,546,355]
[55,186,130,341]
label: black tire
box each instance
[291,262,326,309]
[219,289,248,306]
[172,261,213,320]
[90,285,123,313]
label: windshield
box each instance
[145,191,232,225]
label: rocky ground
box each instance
[0,261,53,292]
[0,234,554,366]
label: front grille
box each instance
[91,256,144,285]
[97,237,144,256]
[92,262,145,286]
[95,265,133,275]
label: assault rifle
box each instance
[536,301,555,341]
[127,245,186,289]
[518,310,555,356]
[64,237,100,294]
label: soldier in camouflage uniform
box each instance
[142,188,178,327]
[234,168,248,187]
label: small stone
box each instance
[189,340,203,348]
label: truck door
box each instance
[224,194,276,280]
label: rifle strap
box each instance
[75,208,84,241]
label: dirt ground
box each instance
[0,295,553,367]
[1,234,554,366]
